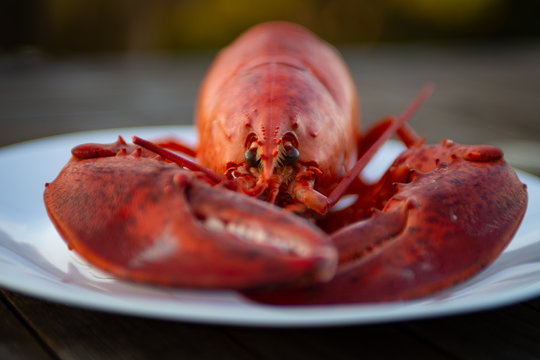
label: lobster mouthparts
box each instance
[44,145,337,289]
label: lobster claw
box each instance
[44,150,337,289]
[245,143,527,304]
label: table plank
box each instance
[9,289,540,360]
[2,289,460,360]
[401,304,540,360]
[2,290,253,360]
[527,297,540,312]
[0,292,55,360]
[225,325,457,360]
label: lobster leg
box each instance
[244,141,527,304]
[44,140,337,289]
[325,84,433,208]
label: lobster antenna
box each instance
[327,83,434,208]
[132,136,227,185]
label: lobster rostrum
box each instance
[44,22,527,304]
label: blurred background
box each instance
[0,0,539,173]
[1,0,539,53]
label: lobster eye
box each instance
[283,146,299,165]
[245,148,259,167]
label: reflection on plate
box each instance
[0,126,539,327]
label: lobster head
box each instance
[196,60,357,212]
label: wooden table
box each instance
[1,42,540,359]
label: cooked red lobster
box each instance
[44,22,527,304]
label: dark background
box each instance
[2,0,540,53]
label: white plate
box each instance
[1,126,539,327]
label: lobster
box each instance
[44,22,527,304]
